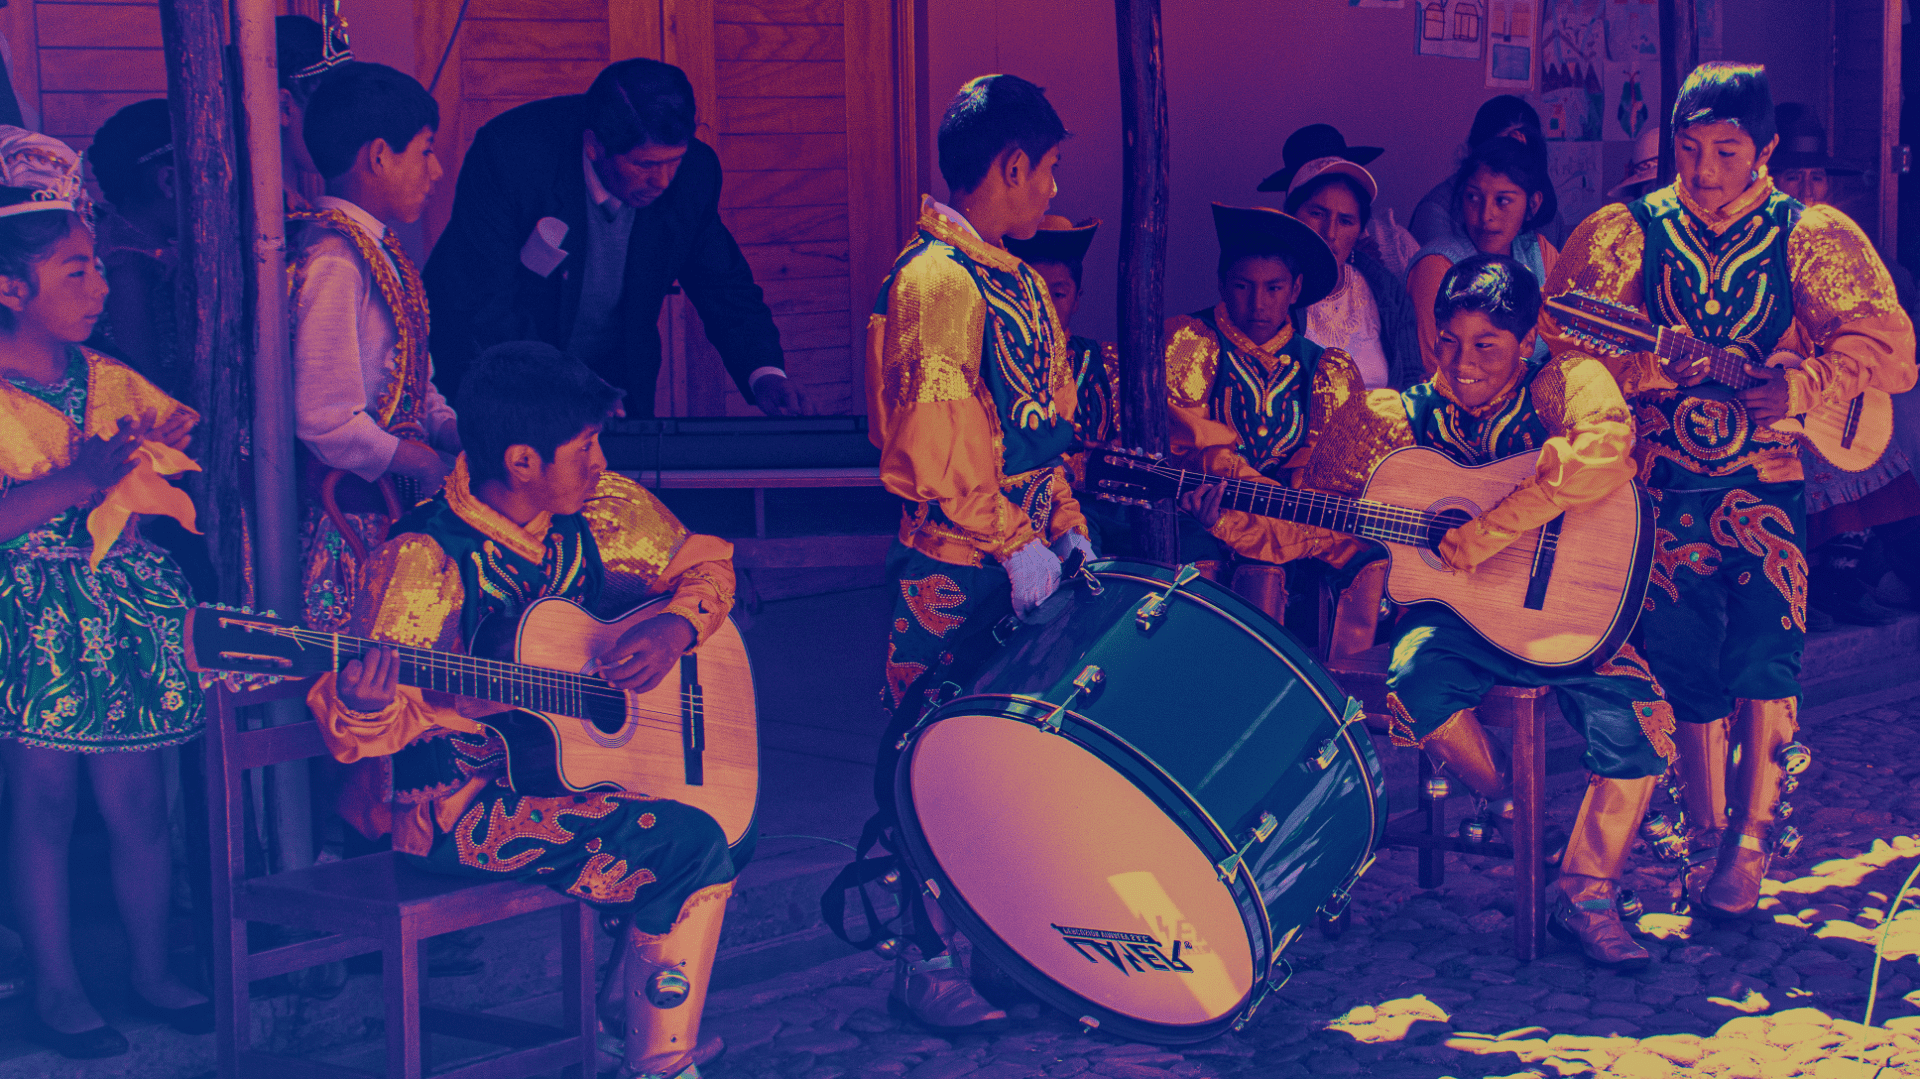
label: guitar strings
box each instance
[253,625,697,733]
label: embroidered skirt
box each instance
[0,535,204,752]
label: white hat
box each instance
[1608,123,1661,198]
[1285,155,1380,204]
[0,127,90,221]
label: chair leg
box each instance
[216,910,249,1078]
[1509,695,1548,962]
[562,901,598,1079]
[385,926,424,1079]
[1418,754,1445,888]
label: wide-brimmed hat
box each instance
[1005,215,1099,266]
[1772,103,1862,175]
[1608,122,1662,197]
[1257,123,1384,193]
[1211,203,1338,307]
[1285,156,1380,205]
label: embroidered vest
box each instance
[1628,187,1804,487]
[1402,361,1549,466]
[381,494,606,801]
[1066,335,1120,450]
[1195,309,1321,480]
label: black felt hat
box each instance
[1211,204,1338,307]
[1005,216,1099,266]
[1257,123,1385,193]
[1772,103,1863,176]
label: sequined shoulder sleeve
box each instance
[1783,204,1919,411]
[1303,387,1413,496]
[1163,315,1218,408]
[82,349,199,440]
[580,471,693,610]
[1540,205,1670,398]
[874,246,987,410]
[353,533,465,651]
[1298,345,1370,478]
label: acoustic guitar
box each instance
[184,595,758,850]
[1544,290,1891,473]
[1086,447,1652,668]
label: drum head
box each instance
[902,711,1256,1038]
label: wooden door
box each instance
[417,0,914,417]
[1832,0,1900,251]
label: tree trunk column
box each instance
[1114,0,1176,562]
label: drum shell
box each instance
[894,559,1384,1043]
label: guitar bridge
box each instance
[680,654,704,786]
[1523,515,1564,611]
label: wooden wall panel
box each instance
[33,1,166,180]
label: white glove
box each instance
[1003,539,1062,618]
[1051,530,1095,563]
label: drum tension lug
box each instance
[1040,665,1105,731]
[1312,698,1368,770]
[1215,811,1279,883]
[1135,563,1202,633]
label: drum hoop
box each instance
[1094,566,1385,875]
[890,705,1257,1043]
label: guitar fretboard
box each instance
[1139,461,1451,547]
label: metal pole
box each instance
[1114,0,1176,562]
[235,0,312,870]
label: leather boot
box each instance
[890,951,1009,1033]
[1417,708,1510,800]
[1550,774,1658,968]
[1230,563,1289,624]
[623,883,731,1079]
[1703,698,1799,915]
[1674,715,1731,900]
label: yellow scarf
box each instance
[0,349,201,568]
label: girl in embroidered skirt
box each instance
[0,134,210,1059]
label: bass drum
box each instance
[893,559,1385,1044]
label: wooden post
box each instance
[1114,0,1176,562]
[159,0,250,607]
[1657,0,1696,182]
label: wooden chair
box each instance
[1319,561,1549,960]
[207,677,599,1079]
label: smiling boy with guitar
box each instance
[1543,63,1917,918]
[1187,254,1677,968]
[306,341,738,1079]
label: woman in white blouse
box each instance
[1282,156,1421,390]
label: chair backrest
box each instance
[1325,559,1391,661]
[203,678,322,895]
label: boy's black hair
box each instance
[457,341,626,486]
[585,59,697,155]
[0,188,85,333]
[937,75,1067,195]
[1468,95,1543,149]
[90,99,172,209]
[1027,258,1082,289]
[1434,253,1542,341]
[302,62,439,180]
[1283,172,1374,229]
[1451,135,1557,234]
[275,15,328,105]
[1217,247,1302,282]
[1674,62,1776,149]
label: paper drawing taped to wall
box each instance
[1485,0,1535,88]
[1540,0,1604,140]
[1549,139,1603,227]
[1415,0,1485,60]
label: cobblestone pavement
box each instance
[702,696,1920,1079]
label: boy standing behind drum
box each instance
[864,74,1090,1032]
[1187,255,1676,968]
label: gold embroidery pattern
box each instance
[1590,641,1677,763]
[363,534,464,652]
[1707,488,1809,632]
[580,471,690,606]
[453,793,622,874]
[289,208,433,442]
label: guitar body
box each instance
[1766,371,1892,474]
[485,596,759,850]
[1361,447,1654,668]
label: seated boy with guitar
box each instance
[310,341,738,1079]
[1186,254,1677,968]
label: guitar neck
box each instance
[304,627,623,720]
[1654,328,1760,389]
[1152,464,1440,546]
[1552,297,1758,389]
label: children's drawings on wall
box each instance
[1539,0,1606,140]
[1415,0,1485,60]
[1549,139,1604,226]
[1351,0,1408,8]
[1486,0,1536,88]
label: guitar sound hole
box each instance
[1428,508,1472,553]
[587,700,625,735]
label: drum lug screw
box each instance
[1041,665,1105,731]
[1215,812,1279,883]
[1135,563,1202,633]
[872,936,904,958]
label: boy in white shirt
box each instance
[290,62,458,631]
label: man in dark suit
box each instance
[424,58,807,416]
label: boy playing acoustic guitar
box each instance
[1187,255,1677,968]
[310,342,739,1079]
